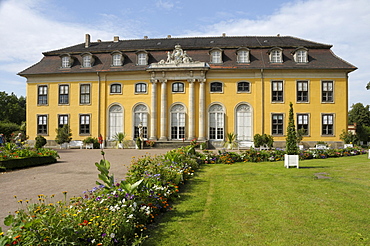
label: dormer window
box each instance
[136,51,148,65]
[292,47,308,63]
[210,48,223,64]
[81,53,94,68]
[111,51,124,66]
[60,54,73,68]
[237,48,250,63]
[269,48,283,63]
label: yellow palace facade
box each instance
[19,34,356,148]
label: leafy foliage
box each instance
[34,135,47,149]
[0,91,26,125]
[286,102,299,155]
[55,125,72,144]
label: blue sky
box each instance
[0,0,369,107]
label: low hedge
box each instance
[0,156,57,171]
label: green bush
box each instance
[0,122,20,142]
[34,135,47,149]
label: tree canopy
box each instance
[348,102,370,143]
[0,91,26,125]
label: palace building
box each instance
[19,34,356,148]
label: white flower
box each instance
[110,233,115,238]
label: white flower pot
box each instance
[284,154,299,168]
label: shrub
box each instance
[55,124,72,144]
[34,135,47,149]
[0,122,20,142]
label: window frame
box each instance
[296,80,309,103]
[172,82,185,93]
[269,48,283,63]
[137,52,148,66]
[297,113,309,136]
[58,114,69,129]
[80,84,91,105]
[37,114,48,135]
[37,85,48,105]
[322,114,334,136]
[110,83,122,94]
[271,113,284,136]
[271,81,284,102]
[210,82,223,93]
[210,49,223,64]
[237,81,250,93]
[58,84,69,105]
[133,104,149,139]
[208,104,225,140]
[111,52,123,67]
[237,48,250,63]
[295,49,308,63]
[321,80,334,103]
[79,114,91,135]
[81,53,94,68]
[135,83,147,94]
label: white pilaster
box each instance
[198,79,206,140]
[159,79,168,140]
[150,79,158,140]
[188,79,196,140]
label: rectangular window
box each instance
[297,81,308,102]
[38,85,48,105]
[135,83,147,93]
[209,112,224,140]
[272,114,284,135]
[80,84,90,104]
[172,82,184,92]
[297,114,309,135]
[322,114,334,135]
[272,81,283,102]
[58,115,68,129]
[83,56,91,67]
[211,51,222,63]
[322,81,333,102]
[210,82,223,92]
[80,115,90,134]
[137,53,146,65]
[37,115,48,135]
[59,85,69,104]
[238,50,249,63]
[237,82,250,92]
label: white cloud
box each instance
[184,0,370,105]
[156,0,175,10]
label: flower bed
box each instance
[0,146,199,245]
[0,143,59,171]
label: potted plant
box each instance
[83,137,95,149]
[113,132,126,149]
[55,125,72,149]
[223,132,238,150]
[285,102,299,168]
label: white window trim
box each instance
[171,82,185,94]
[236,48,250,63]
[269,48,283,63]
[110,83,123,95]
[135,82,148,94]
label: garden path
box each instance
[0,148,170,230]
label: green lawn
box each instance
[144,155,370,246]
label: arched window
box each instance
[237,48,250,63]
[209,104,224,140]
[235,104,252,141]
[111,51,124,66]
[209,48,223,63]
[108,105,123,140]
[81,53,94,67]
[171,104,186,140]
[134,104,148,139]
[269,48,283,63]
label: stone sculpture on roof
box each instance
[159,44,195,65]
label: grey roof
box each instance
[18,35,356,76]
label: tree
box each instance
[348,103,370,143]
[0,91,26,125]
[366,82,370,90]
[286,102,299,155]
[55,125,72,144]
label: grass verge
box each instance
[144,155,370,246]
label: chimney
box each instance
[114,36,119,42]
[222,33,226,37]
[97,39,101,42]
[167,35,171,38]
[85,34,91,48]
[144,36,148,39]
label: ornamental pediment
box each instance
[149,45,208,69]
